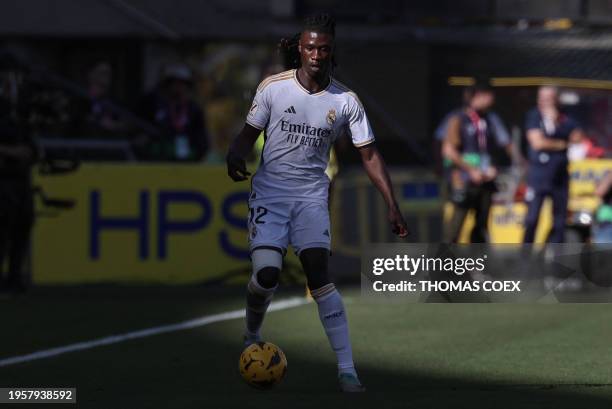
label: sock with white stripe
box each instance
[311,283,357,377]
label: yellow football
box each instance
[239,342,287,389]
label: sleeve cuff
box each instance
[245,120,265,131]
[353,138,375,148]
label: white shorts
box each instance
[248,201,331,255]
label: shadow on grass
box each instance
[0,285,610,409]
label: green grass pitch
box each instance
[1,286,612,408]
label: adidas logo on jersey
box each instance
[323,229,330,237]
[284,106,297,114]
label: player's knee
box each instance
[256,266,280,289]
[251,248,283,290]
[306,270,330,291]
[300,248,330,290]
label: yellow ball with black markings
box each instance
[239,342,287,389]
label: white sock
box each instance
[311,283,357,377]
[245,275,276,340]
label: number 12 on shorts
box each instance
[249,206,268,224]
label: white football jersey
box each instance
[246,69,374,205]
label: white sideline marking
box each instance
[0,296,310,368]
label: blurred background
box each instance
[0,0,610,286]
[1,2,612,408]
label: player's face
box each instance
[298,31,334,77]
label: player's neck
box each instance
[296,68,330,94]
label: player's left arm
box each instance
[359,143,409,238]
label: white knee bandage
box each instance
[251,249,283,275]
[248,249,283,298]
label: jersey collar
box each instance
[293,69,332,96]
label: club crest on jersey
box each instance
[326,109,336,125]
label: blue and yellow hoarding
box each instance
[34,165,253,284]
[33,159,610,283]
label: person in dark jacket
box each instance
[522,86,582,243]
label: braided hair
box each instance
[278,13,337,70]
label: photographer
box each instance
[442,82,511,243]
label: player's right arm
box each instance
[227,80,272,182]
[226,124,260,181]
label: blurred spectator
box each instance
[137,64,209,161]
[442,82,510,243]
[435,90,511,149]
[0,68,36,293]
[435,87,516,175]
[567,131,605,161]
[73,61,126,137]
[593,170,612,243]
[523,86,582,243]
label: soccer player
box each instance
[523,86,582,243]
[226,14,408,392]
